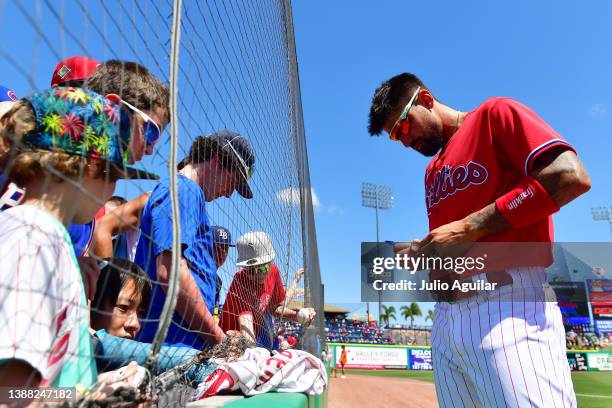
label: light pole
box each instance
[362,182,394,327]
[592,207,612,239]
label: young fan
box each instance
[0,87,154,392]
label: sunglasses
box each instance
[120,99,162,147]
[388,86,421,142]
[255,263,271,274]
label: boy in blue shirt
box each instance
[135,131,255,349]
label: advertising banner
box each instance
[409,349,433,370]
[334,345,408,369]
[567,353,588,371]
[586,352,612,371]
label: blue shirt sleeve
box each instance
[94,330,216,384]
[149,177,205,257]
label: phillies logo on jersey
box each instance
[426,161,488,212]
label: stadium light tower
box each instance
[361,182,394,242]
[591,206,612,239]
[362,182,394,326]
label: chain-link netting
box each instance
[0,0,324,405]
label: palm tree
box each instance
[425,309,435,324]
[379,305,396,327]
[400,303,422,328]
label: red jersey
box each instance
[425,98,575,274]
[220,263,286,336]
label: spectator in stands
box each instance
[135,131,255,349]
[220,231,316,348]
[0,88,152,392]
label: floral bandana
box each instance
[23,87,133,165]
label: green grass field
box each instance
[344,369,612,408]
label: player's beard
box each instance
[414,132,444,157]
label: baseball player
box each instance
[368,73,591,407]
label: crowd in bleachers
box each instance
[566,330,612,351]
[325,318,393,344]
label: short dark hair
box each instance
[84,60,170,124]
[177,136,239,172]
[368,72,426,136]
[91,259,152,316]
[107,195,127,206]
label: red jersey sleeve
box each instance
[270,264,286,310]
[489,98,576,175]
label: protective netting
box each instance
[0,0,323,405]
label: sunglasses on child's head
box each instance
[120,99,162,147]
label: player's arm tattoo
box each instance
[529,147,591,207]
[464,147,590,240]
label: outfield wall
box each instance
[328,343,612,372]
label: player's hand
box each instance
[419,219,477,258]
[77,256,101,302]
[296,307,316,325]
[393,239,421,257]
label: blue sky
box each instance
[292,1,612,324]
[1,1,610,327]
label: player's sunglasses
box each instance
[120,99,162,147]
[388,86,421,142]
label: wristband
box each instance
[495,176,559,228]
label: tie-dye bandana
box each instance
[23,87,132,165]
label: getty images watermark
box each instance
[370,251,495,292]
[361,242,612,303]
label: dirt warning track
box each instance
[328,373,438,408]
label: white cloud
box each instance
[326,204,346,216]
[277,187,321,211]
[588,103,607,118]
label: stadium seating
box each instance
[324,318,393,344]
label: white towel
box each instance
[194,348,327,399]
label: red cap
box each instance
[51,56,100,87]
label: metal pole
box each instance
[375,199,382,327]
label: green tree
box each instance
[380,305,396,327]
[425,309,435,324]
[400,303,422,328]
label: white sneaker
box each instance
[341,375,346,379]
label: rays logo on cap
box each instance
[58,65,71,79]
[218,229,228,240]
[6,90,16,101]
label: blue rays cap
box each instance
[212,225,235,247]
[22,87,158,180]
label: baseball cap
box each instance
[212,225,235,247]
[51,56,101,87]
[178,131,255,198]
[22,87,158,180]
[0,85,17,102]
[236,231,275,267]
